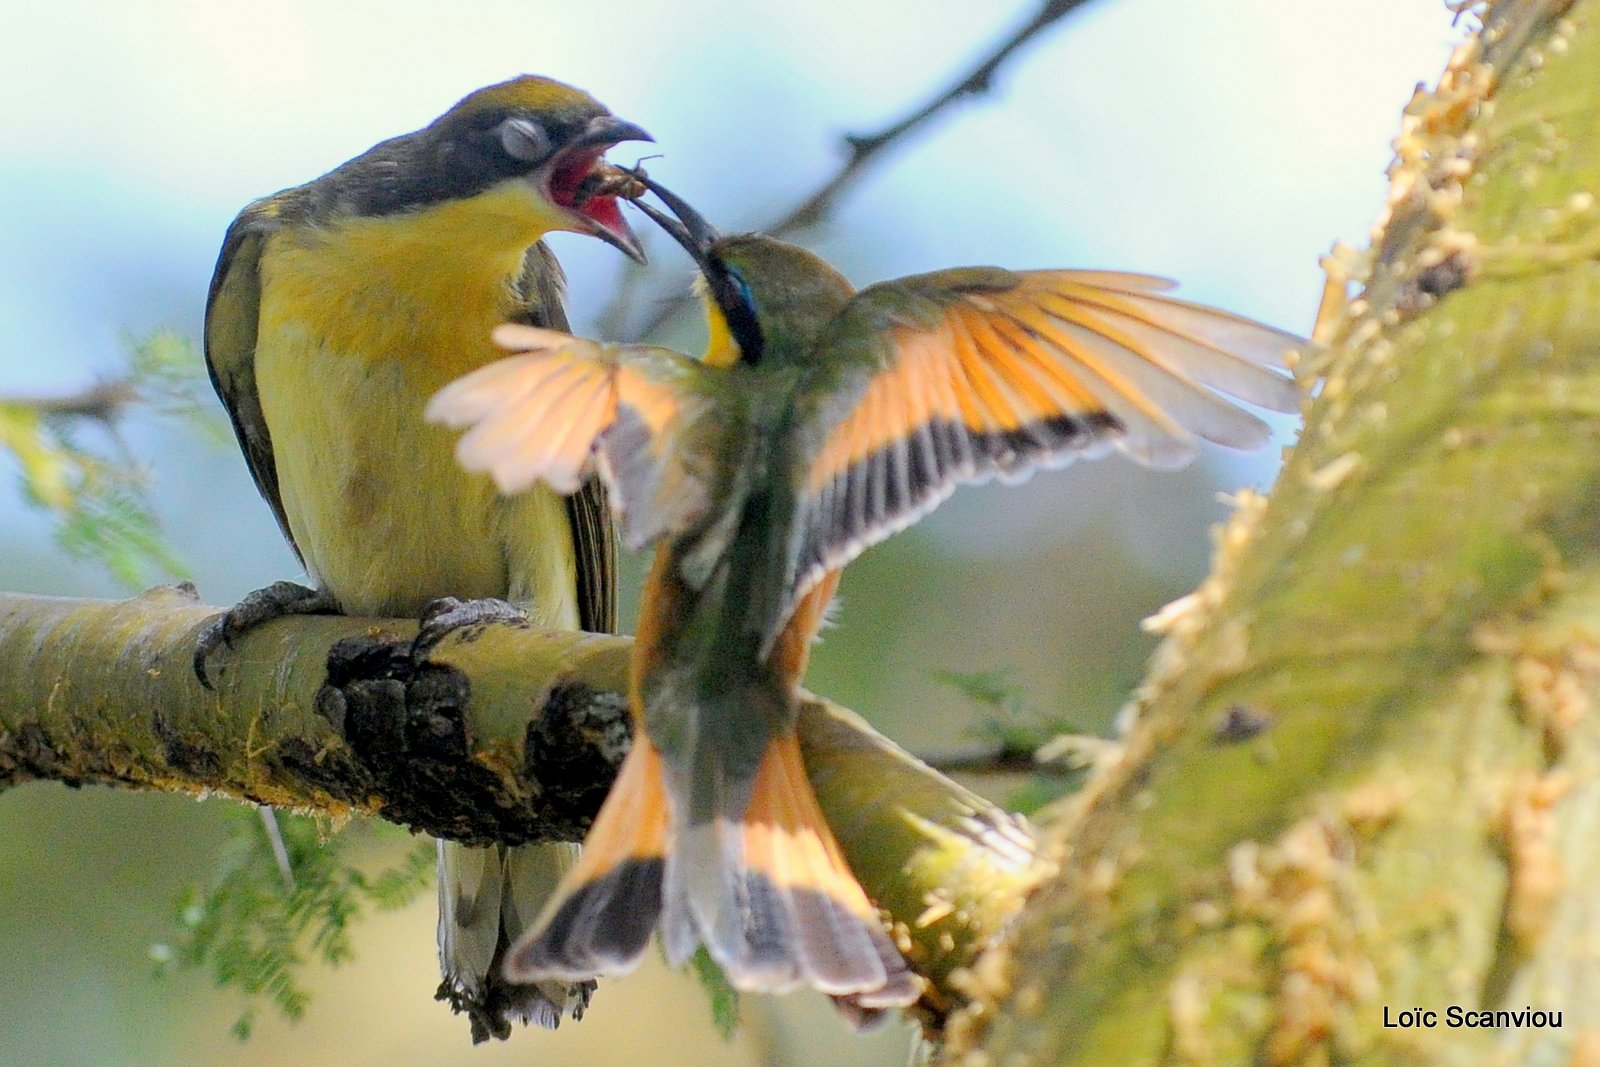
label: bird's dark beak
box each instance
[546,116,653,262]
[629,174,721,271]
[630,175,764,365]
[573,116,653,152]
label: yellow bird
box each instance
[197,76,647,1041]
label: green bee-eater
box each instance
[426,176,1302,1012]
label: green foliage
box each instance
[688,945,741,1039]
[0,329,216,588]
[936,667,1091,814]
[156,805,435,1039]
[937,667,1084,752]
[127,330,231,444]
[938,667,1027,717]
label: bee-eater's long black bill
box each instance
[630,174,721,267]
[630,198,699,266]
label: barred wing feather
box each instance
[773,267,1302,653]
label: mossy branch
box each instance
[955,3,1600,1064]
[0,587,1036,1022]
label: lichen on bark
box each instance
[955,3,1600,1064]
[0,586,1037,1022]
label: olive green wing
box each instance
[770,267,1303,651]
[204,199,303,564]
[510,243,617,633]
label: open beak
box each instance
[545,116,653,262]
[628,173,722,269]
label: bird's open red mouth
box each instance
[548,147,646,261]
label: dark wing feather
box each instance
[771,267,1302,652]
[204,198,303,563]
[509,243,617,633]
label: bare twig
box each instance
[257,806,296,890]
[609,0,1097,342]
[921,745,1047,776]
[767,0,1098,240]
[922,732,1120,777]
[0,379,138,422]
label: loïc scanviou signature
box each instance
[1383,1005,1562,1029]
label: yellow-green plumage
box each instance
[201,75,648,1042]
[251,191,582,620]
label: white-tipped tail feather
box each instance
[504,734,916,1016]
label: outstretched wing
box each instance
[776,267,1302,644]
[426,324,715,550]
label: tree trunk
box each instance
[956,2,1600,1064]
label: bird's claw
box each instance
[193,580,340,689]
[412,597,531,662]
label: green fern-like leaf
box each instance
[0,329,220,588]
[164,805,437,1039]
[361,837,436,910]
[688,945,741,1039]
[935,667,1090,814]
[935,668,1026,714]
[935,667,1081,751]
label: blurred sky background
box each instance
[0,2,1461,1064]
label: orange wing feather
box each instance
[426,324,713,547]
[776,268,1302,651]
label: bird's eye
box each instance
[717,265,764,363]
[726,267,755,313]
[496,117,552,163]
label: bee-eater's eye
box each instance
[726,267,755,314]
[716,265,764,363]
[496,117,552,163]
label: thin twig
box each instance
[0,379,138,422]
[920,745,1047,776]
[611,0,1098,342]
[919,740,1105,778]
[767,0,1099,241]
[257,805,296,890]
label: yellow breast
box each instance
[251,186,579,623]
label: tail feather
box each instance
[762,738,889,993]
[436,839,593,1041]
[508,732,917,1012]
[658,850,699,968]
[503,737,671,982]
[684,734,917,1003]
[437,840,504,988]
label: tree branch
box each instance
[0,587,1037,1023]
[603,0,1094,341]
[0,379,138,423]
[956,2,1600,1062]
[765,0,1098,241]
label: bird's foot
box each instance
[194,580,340,689]
[413,597,530,661]
[436,973,595,1043]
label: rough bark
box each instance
[953,2,1600,1064]
[0,587,1035,1021]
